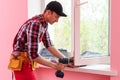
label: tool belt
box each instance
[8,51,38,71]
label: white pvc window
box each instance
[72,0,110,66]
[28,0,110,66]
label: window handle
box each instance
[76,1,88,6]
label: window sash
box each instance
[71,0,110,66]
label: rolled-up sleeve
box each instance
[42,30,54,48]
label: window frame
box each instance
[72,0,110,66]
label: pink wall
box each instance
[34,68,110,80]
[0,0,120,80]
[111,0,120,80]
[0,0,27,80]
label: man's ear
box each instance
[48,10,54,15]
[46,10,52,15]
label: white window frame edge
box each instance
[71,0,110,66]
[40,0,45,13]
[28,0,42,18]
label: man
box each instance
[11,1,69,80]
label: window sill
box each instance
[39,64,117,76]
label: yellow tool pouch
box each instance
[8,55,24,71]
[8,52,38,71]
[32,61,38,70]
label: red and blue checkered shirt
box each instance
[13,14,54,59]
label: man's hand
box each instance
[67,57,75,68]
[55,63,66,71]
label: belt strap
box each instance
[12,72,14,80]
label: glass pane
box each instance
[45,0,71,52]
[80,0,109,58]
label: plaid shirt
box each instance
[13,14,54,59]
